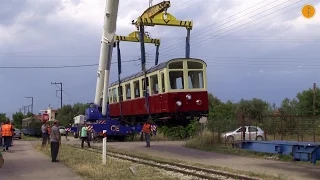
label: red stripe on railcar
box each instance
[109,91,208,117]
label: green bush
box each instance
[158,120,200,140]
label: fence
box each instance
[207,114,320,144]
[242,115,320,142]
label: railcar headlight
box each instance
[196,99,202,105]
[186,94,192,100]
[176,101,182,107]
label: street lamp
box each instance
[25,96,34,114]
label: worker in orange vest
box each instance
[1,120,14,151]
[142,119,152,147]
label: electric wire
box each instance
[144,0,275,55]
[160,0,308,57]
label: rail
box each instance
[69,144,260,180]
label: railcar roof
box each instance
[109,58,205,87]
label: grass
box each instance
[88,143,284,180]
[21,134,40,141]
[34,143,183,180]
[131,132,171,141]
[184,130,318,164]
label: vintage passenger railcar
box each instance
[108,58,209,126]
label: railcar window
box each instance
[188,71,204,89]
[133,80,140,98]
[150,75,159,95]
[142,77,150,97]
[118,85,123,101]
[112,88,117,102]
[187,61,203,69]
[125,84,131,100]
[169,61,183,69]
[161,73,166,93]
[169,71,184,89]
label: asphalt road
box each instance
[64,138,320,180]
[0,140,83,180]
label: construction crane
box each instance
[94,0,193,117]
[130,0,193,116]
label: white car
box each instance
[59,126,66,136]
[221,126,265,143]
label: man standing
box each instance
[80,122,91,148]
[142,119,152,147]
[41,121,49,149]
[50,120,61,162]
[1,120,14,151]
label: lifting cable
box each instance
[116,40,124,120]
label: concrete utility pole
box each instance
[313,83,316,115]
[25,96,34,114]
[51,82,63,108]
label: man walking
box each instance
[80,122,91,148]
[50,120,61,162]
[41,121,49,150]
[142,119,152,147]
[1,120,14,151]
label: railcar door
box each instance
[159,71,167,112]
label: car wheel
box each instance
[226,136,234,143]
[256,136,264,141]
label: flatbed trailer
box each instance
[235,140,320,164]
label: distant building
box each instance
[40,106,59,122]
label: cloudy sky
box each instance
[0,0,319,116]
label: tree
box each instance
[235,98,270,119]
[0,113,7,123]
[295,87,320,115]
[12,112,25,129]
[56,103,89,126]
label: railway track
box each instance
[69,144,260,180]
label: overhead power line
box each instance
[0,59,145,69]
[160,0,307,57]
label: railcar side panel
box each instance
[109,91,208,118]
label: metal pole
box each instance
[25,96,34,114]
[51,82,63,108]
[102,130,107,165]
[60,83,63,108]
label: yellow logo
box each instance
[302,4,316,19]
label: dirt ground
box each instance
[0,140,83,180]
